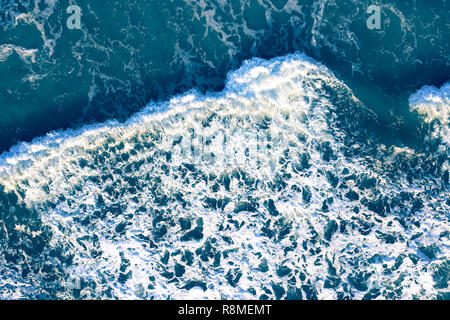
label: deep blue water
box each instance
[0,0,448,299]
[0,0,448,150]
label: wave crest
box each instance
[0,54,448,299]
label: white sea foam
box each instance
[410,82,450,148]
[0,44,37,63]
[0,53,448,299]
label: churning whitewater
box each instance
[0,54,448,299]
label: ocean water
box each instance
[0,1,448,300]
[0,0,449,150]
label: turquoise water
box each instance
[0,1,448,299]
[0,0,448,150]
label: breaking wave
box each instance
[0,53,448,299]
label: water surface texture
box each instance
[1,0,449,149]
[0,0,448,299]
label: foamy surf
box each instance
[0,53,448,299]
[410,82,450,149]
